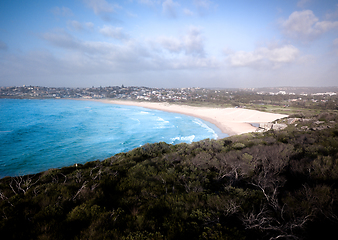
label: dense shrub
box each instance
[1,113,338,239]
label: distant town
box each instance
[1,85,337,110]
[0,85,199,101]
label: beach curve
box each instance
[85,99,288,137]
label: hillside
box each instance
[1,112,338,239]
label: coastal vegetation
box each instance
[1,110,338,239]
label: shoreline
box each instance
[79,99,288,137]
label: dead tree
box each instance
[9,175,40,195]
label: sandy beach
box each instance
[87,99,288,136]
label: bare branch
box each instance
[223,199,240,216]
[72,181,88,200]
[9,175,40,195]
[0,190,13,207]
[91,183,99,191]
[59,173,67,184]
[75,170,83,183]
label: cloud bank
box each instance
[1,0,338,88]
[281,10,338,41]
[228,45,300,68]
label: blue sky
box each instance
[0,0,337,88]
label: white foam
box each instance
[181,135,195,142]
[170,135,195,143]
[171,137,180,142]
[131,118,141,124]
[193,119,218,139]
[154,117,172,129]
[157,117,169,123]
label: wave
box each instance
[192,119,218,139]
[0,99,220,177]
[154,116,173,129]
[171,135,195,144]
[139,111,150,115]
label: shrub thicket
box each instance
[1,114,338,239]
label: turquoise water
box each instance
[0,99,226,177]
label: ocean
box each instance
[0,99,226,178]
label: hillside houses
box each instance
[1,86,337,110]
[0,86,195,102]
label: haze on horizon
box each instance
[0,0,338,88]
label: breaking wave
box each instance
[0,99,223,177]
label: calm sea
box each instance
[0,99,226,178]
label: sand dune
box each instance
[91,99,288,136]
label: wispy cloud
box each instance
[155,26,206,57]
[51,6,73,17]
[42,29,80,50]
[85,22,95,29]
[99,25,130,40]
[67,21,95,31]
[2,0,338,88]
[182,27,206,57]
[136,0,160,6]
[325,4,338,20]
[156,36,182,53]
[194,0,212,9]
[126,11,138,18]
[281,10,338,41]
[183,8,194,16]
[297,0,311,8]
[227,45,300,68]
[83,0,116,14]
[333,38,338,56]
[40,27,213,74]
[82,0,121,21]
[162,0,180,18]
[67,21,83,31]
[193,0,215,16]
[41,30,147,71]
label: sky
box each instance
[0,0,338,88]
